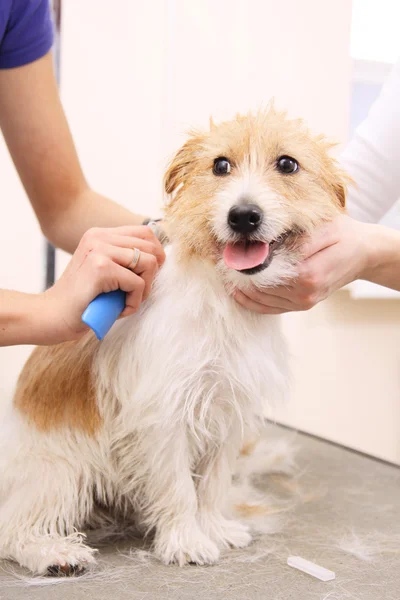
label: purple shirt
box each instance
[0,0,53,69]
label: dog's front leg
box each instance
[196,445,252,550]
[135,428,220,566]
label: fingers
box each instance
[298,221,341,260]
[106,234,165,266]
[55,226,165,339]
[82,252,147,315]
[249,283,296,301]
[80,226,166,266]
[108,264,146,316]
[128,248,158,300]
[233,290,290,314]
[76,225,165,315]
[232,264,324,312]
[235,288,294,310]
[93,244,158,301]
[83,224,160,241]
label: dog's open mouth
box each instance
[223,233,291,275]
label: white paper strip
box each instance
[287,556,335,581]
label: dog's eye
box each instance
[213,157,231,176]
[277,156,299,174]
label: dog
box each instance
[0,108,347,575]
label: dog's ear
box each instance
[333,178,346,209]
[330,165,353,210]
[316,137,351,211]
[164,136,203,195]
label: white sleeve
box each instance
[341,59,400,223]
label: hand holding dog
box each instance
[40,226,165,343]
[233,215,394,313]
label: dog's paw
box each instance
[155,522,220,566]
[47,563,86,577]
[41,542,96,576]
[200,514,252,549]
[14,535,97,576]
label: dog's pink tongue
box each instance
[223,241,269,270]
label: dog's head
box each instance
[164,109,348,288]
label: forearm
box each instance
[0,55,151,255]
[0,290,54,346]
[43,187,148,253]
[341,59,400,224]
[362,225,400,291]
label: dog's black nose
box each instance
[228,204,263,234]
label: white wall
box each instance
[277,294,400,464]
[57,0,351,261]
[4,0,399,464]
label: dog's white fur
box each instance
[0,248,288,573]
[0,110,346,574]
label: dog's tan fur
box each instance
[164,109,347,264]
[14,333,101,435]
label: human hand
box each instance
[40,226,165,343]
[233,215,371,314]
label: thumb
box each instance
[299,224,339,260]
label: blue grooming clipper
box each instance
[82,289,126,340]
[81,221,165,340]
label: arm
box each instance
[342,59,400,223]
[0,53,148,253]
[0,226,165,346]
[0,5,164,348]
[1,290,64,346]
[362,223,400,290]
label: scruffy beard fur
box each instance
[0,108,347,575]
